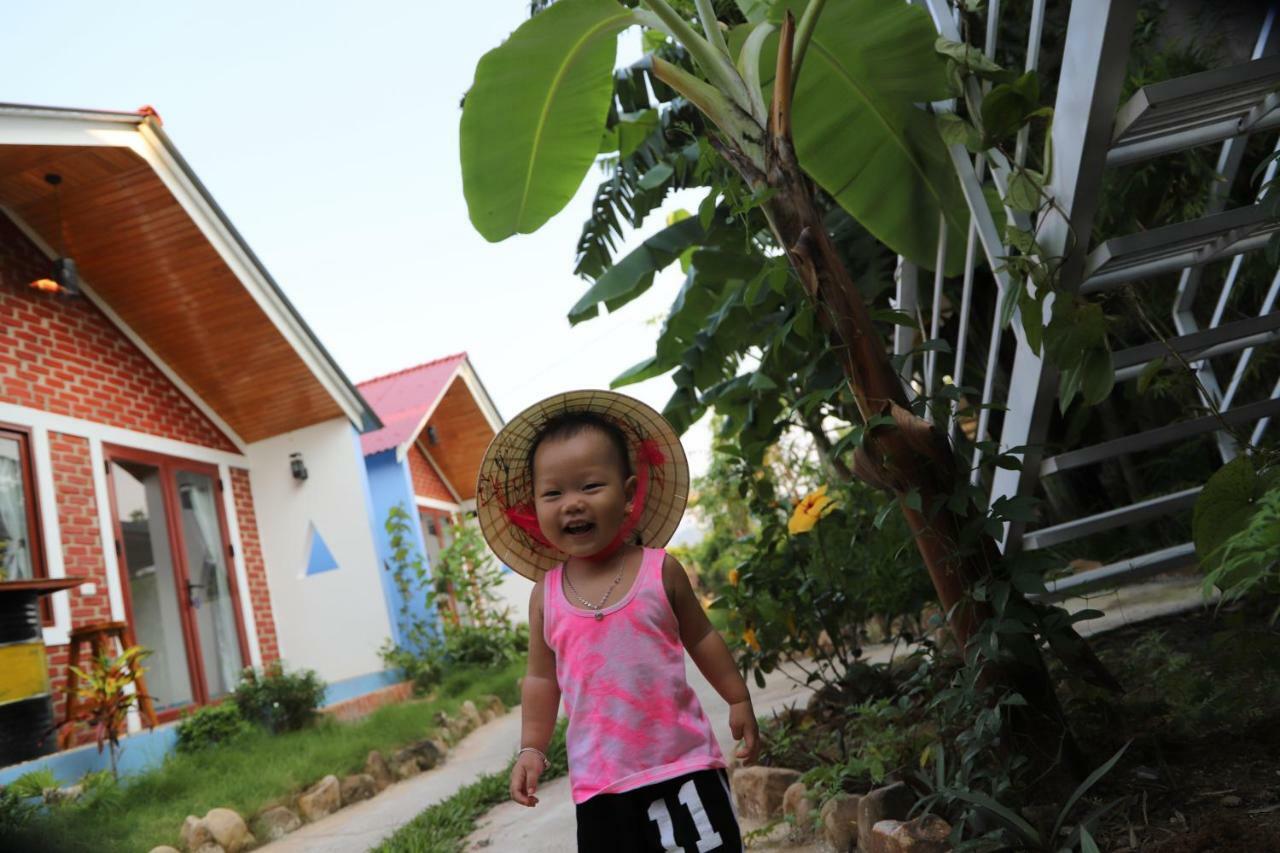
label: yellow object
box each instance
[742,627,760,652]
[728,568,739,586]
[788,485,838,534]
[0,642,51,706]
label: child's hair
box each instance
[528,411,634,482]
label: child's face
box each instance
[531,427,637,560]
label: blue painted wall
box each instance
[362,449,439,650]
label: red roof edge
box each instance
[355,351,468,389]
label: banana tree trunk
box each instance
[665,14,1119,781]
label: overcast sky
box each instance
[2,1,714,479]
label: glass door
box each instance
[109,458,197,713]
[106,448,248,714]
[175,470,244,699]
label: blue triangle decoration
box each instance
[305,523,339,576]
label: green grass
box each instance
[29,659,526,853]
[375,720,568,853]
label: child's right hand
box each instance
[510,752,544,807]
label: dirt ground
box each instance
[1074,595,1280,852]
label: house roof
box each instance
[0,103,380,446]
[356,353,503,502]
[357,353,468,456]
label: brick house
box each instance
[0,103,397,772]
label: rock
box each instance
[432,711,450,728]
[858,783,915,853]
[481,708,498,724]
[479,693,506,715]
[148,847,182,853]
[867,814,952,853]
[340,773,378,806]
[193,845,225,853]
[820,793,862,851]
[297,775,341,822]
[255,806,302,841]
[429,737,450,760]
[731,766,802,819]
[44,784,83,805]
[782,782,817,838]
[204,808,252,853]
[1220,794,1243,808]
[407,738,444,771]
[181,815,214,852]
[365,750,394,790]
[459,700,484,730]
[390,748,422,780]
[1068,558,1102,575]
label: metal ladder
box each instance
[897,0,1280,600]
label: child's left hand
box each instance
[729,699,760,764]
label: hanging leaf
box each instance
[1193,458,1263,572]
[735,0,774,23]
[569,215,708,324]
[617,109,661,158]
[638,161,676,189]
[461,0,637,241]
[1006,169,1043,213]
[754,0,969,274]
[1078,345,1115,405]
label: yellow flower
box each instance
[742,627,761,652]
[788,485,838,534]
[728,568,740,586]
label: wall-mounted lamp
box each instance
[426,425,439,445]
[289,452,308,482]
[27,174,80,297]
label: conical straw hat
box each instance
[475,390,689,580]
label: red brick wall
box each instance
[0,208,282,728]
[320,680,413,723]
[46,432,112,727]
[0,212,236,452]
[231,467,279,665]
[409,445,455,503]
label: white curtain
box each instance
[185,481,241,692]
[0,453,30,581]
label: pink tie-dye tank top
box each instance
[543,547,725,804]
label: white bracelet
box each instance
[517,746,550,770]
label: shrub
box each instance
[175,701,252,753]
[712,471,934,692]
[442,623,526,668]
[233,663,326,734]
[380,640,444,692]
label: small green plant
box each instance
[232,662,326,734]
[1200,477,1280,613]
[379,639,443,693]
[381,506,527,688]
[923,743,1129,853]
[175,702,252,753]
[6,769,56,801]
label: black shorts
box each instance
[575,768,742,852]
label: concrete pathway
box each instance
[258,706,525,853]
[261,574,1209,852]
[463,655,865,853]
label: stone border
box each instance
[150,695,508,853]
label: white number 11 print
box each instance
[646,780,724,852]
